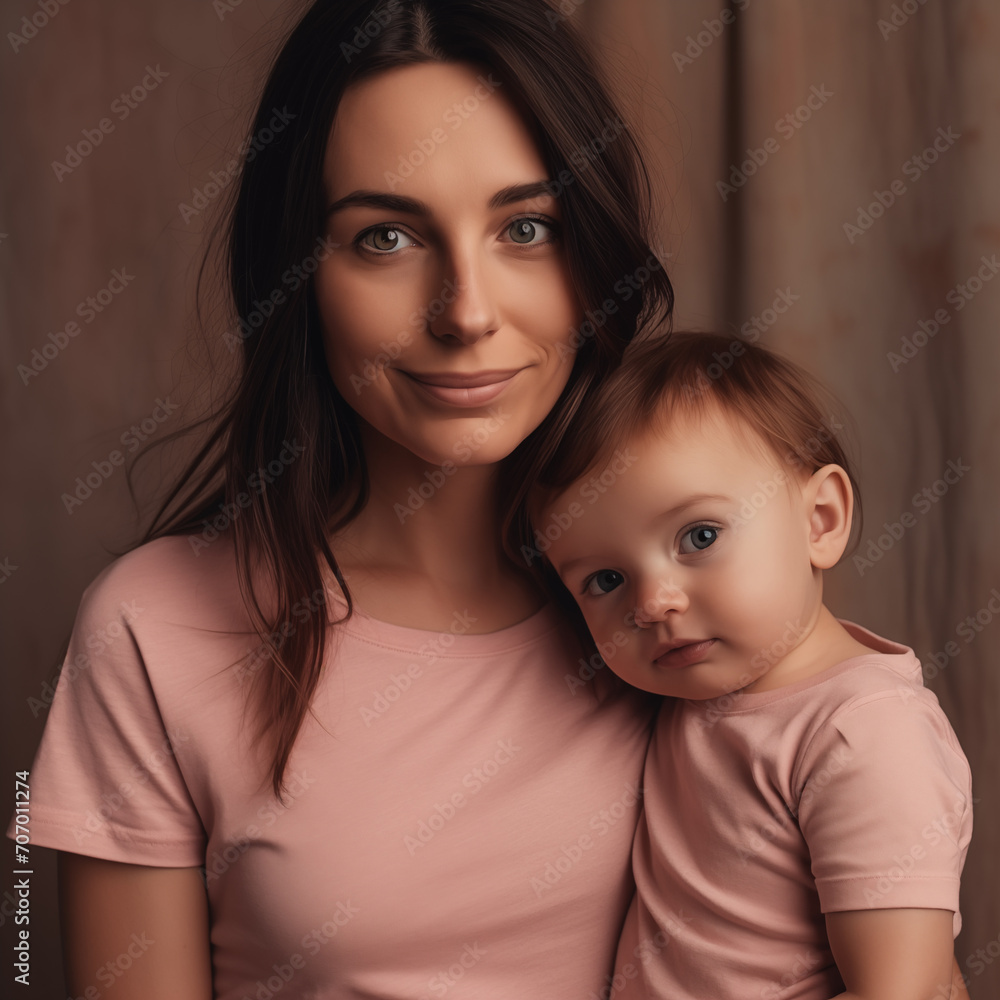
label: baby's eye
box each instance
[679,526,719,553]
[584,569,625,596]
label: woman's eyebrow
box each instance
[326,180,555,217]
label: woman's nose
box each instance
[632,576,689,628]
[428,244,501,346]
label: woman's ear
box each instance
[804,464,854,569]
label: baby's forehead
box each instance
[530,403,812,523]
[575,400,785,482]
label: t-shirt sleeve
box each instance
[795,688,973,935]
[6,567,206,866]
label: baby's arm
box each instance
[826,908,958,999]
[795,688,973,1000]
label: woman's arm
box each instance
[58,852,213,1000]
[826,908,958,999]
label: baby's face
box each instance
[540,407,825,699]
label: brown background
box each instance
[2,1,997,997]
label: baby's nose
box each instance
[632,577,689,627]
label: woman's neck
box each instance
[327,427,545,632]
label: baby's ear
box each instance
[805,464,854,569]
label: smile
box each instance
[398,368,524,407]
[652,638,717,670]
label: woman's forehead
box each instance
[322,61,550,207]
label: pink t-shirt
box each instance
[612,621,973,1000]
[10,535,657,1000]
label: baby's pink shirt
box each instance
[612,621,973,1000]
[10,535,657,999]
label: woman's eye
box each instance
[358,226,417,254]
[506,217,557,246]
[679,526,719,554]
[584,569,625,596]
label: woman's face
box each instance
[315,61,581,469]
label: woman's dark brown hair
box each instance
[125,0,673,797]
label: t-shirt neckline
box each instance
[324,589,561,655]
[687,619,919,715]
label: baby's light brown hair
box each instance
[521,331,863,580]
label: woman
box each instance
[19,2,672,997]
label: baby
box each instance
[528,332,973,999]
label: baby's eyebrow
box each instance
[658,493,734,520]
[554,554,593,576]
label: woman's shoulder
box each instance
[77,532,247,633]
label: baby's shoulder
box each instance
[821,650,931,716]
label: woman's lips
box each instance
[653,639,717,669]
[399,368,523,407]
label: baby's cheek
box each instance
[575,604,605,644]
